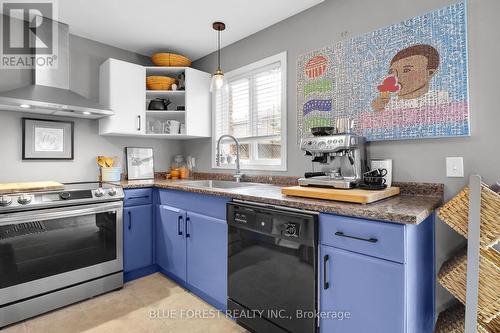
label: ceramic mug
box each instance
[364,168,388,178]
[364,176,386,186]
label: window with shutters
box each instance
[212,52,287,171]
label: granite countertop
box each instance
[119,177,443,225]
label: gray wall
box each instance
[187,0,500,311]
[0,34,182,183]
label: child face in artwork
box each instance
[388,54,437,99]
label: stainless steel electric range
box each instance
[0,182,124,328]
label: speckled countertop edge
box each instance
[118,178,442,225]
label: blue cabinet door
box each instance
[123,204,153,273]
[156,204,187,281]
[320,245,405,333]
[186,211,227,308]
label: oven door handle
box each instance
[0,202,123,225]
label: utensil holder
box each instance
[101,167,122,182]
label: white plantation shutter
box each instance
[213,53,286,170]
[255,66,281,137]
[229,78,250,138]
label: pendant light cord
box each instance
[217,29,221,71]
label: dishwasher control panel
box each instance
[227,201,317,245]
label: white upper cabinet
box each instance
[99,59,146,135]
[99,58,211,139]
[184,68,211,137]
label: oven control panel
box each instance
[0,185,124,213]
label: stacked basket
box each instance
[435,304,500,333]
[435,183,500,332]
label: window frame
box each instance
[211,51,287,171]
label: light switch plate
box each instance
[446,157,464,177]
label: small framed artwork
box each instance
[126,147,154,180]
[22,118,74,160]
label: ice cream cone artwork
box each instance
[380,91,391,99]
[377,75,400,98]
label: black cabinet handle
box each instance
[137,115,141,131]
[323,255,329,290]
[177,215,183,236]
[128,211,132,230]
[334,231,378,243]
[127,195,150,200]
[185,216,190,238]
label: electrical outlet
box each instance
[446,157,464,177]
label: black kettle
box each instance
[148,98,171,110]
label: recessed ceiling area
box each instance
[58,0,324,60]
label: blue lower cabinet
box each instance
[156,204,187,281]
[319,213,435,333]
[186,211,227,308]
[123,204,153,281]
[155,190,230,311]
[320,245,405,333]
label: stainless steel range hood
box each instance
[0,18,113,119]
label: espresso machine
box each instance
[299,133,367,189]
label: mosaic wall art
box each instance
[296,1,469,141]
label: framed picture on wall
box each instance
[22,118,74,160]
[126,147,154,180]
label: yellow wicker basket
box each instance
[146,76,176,90]
[434,303,499,333]
[438,247,500,323]
[151,53,192,67]
[438,183,500,249]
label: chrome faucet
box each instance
[216,134,243,182]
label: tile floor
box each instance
[2,273,247,333]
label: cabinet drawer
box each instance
[320,213,405,263]
[124,188,153,207]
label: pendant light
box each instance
[210,21,228,92]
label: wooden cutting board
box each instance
[282,186,400,204]
[0,181,64,194]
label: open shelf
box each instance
[143,133,202,140]
[146,90,185,96]
[146,110,185,114]
[145,110,185,119]
[145,66,186,76]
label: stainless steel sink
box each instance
[181,180,264,190]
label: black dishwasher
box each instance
[227,201,318,333]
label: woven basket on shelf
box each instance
[151,53,192,67]
[438,183,500,249]
[434,303,499,333]
[146,76,176,90]
[438,247,500,323]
